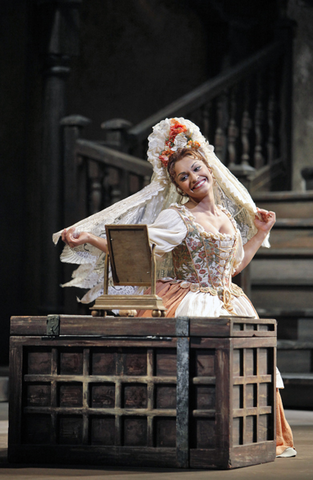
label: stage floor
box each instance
[0,405,312,479]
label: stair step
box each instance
[266,227,313,250]
[280,373,313,409]
[274,219,313,227]
[277,341,312,374]
[258,310,313,341]
[298,318,313,341]
[256,248,313,257]
[252,278,313,286]
[251,286,313,309]
[258,308,313,317]
[0,376,8,402]
[277,340,313,349]
[251,259,313,283]
[251,192,313,410]
[282,373,313,383]
[253,191,313,219]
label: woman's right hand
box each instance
[62,228,90,248]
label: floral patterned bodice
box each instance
[171,204,244,312]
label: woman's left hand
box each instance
[254,208,276,233]
[236,208,276,275]
[61,227,108,254]
[62,227,90,248]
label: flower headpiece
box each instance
[147,118,207,184]
[53,117,266,305]
[158,119,200,167]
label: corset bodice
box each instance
[171,204,244,308]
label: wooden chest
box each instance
[9,315,277,469]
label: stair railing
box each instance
[126,31,292,193]
[60,116,152,229]
[61,26,292,226]
[60,26,293,310]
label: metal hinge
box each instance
[46,315,60,336]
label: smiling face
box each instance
[174,154,213,200]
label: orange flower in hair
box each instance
[158,119,200,167]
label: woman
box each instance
[58,118,296,458]
[137,147,273,319]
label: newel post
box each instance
[276,17,295,190]
[60,115,91,227]
[37,0,82,314]
[100,118,133,151]
[60,115,90,315]
[101,118,133,199]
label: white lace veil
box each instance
[53,117,268,303]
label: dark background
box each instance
[0,0,288,364]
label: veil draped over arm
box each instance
[53,118,269,304]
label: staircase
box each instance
[0,367,9,402]
[57,29,310,407]
[251,191,313,408]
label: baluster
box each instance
[135,174,146,192]
[254,75,264,169]
[241,80,252,167]
[101,118,132,152]
[60,115,91,224]
[267,71,277,165]
[227,87,238,169]
[60,115,90,314]
[111,185,122,205]
[119,169,130,200]
[88,160,103,214]
[101,167,112,208]
[214,94,226,161]
[106,167,121,205]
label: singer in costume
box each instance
[55,118,296,458]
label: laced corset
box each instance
[171,204,244,311]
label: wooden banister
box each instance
[60,27,293,313]
[75,139,152,177]
[61,30,292,224]
[128,40,286,143]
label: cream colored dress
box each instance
[147,203,284,388]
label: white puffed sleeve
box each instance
[232,232,245,274]
[148,209,187,258]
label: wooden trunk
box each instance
[9,315,277,469]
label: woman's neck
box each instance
[186,191,219,215]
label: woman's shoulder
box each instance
[169,202,192,216]
[152,205,186,227]
[168,203,201,225]
[158,204,182,218]
[149,205,188,241]
[168,202,183,210]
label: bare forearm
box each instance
[85,233,108,254]
[235,230,268,275]
[234,208,275,276]
[62,227,108,253]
